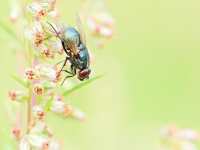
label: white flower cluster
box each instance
[160,125,200,150]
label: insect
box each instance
[48,17,91,85]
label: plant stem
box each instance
[27,85,32,133]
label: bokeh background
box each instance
[1,0,200,149]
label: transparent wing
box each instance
[76,14,86,45]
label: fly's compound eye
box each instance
[78,69,91,81]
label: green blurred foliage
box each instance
[1,0,200,149]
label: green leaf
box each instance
[0,20,18,41]
[11,74,28,88]
[62,75,103,97]
[44,96,54,111]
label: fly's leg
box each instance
[71,64,77,75]
[61,65,76,85]
[62,70,73,74]
[61,75,75,85]
[58,56,69,74]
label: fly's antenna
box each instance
[47,22,62,40]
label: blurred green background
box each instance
[1,0,200,149]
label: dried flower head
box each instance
[33,84,45,95]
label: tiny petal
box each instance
[99,26,113,37]
[72,109,85,121]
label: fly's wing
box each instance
[76,14,86,45]
[46,22,67,40]
[66,39,79,56]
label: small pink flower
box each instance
[12,127,21,140]
[25,21,46,47]
[27,2,47,19]
[8,90,26,101]
[25,68,39,80]
[87,12,114,38]
[9,5,20,23]
[33,105,45,120]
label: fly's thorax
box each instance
[63,27,81,47]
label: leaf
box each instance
[0,20,18,41]
[62,75,103,96]
[11,74,28,88]
[44,96,54,111]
